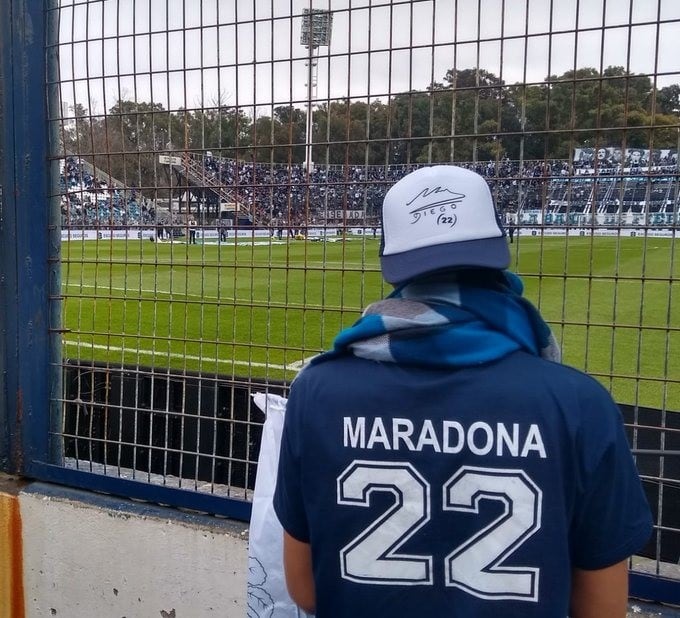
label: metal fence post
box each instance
[0,1,7,470]
[0,0,53,474]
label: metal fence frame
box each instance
[0,0,253,522]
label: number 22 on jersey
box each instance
[337,461,542,602]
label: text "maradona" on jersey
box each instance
[343,416,547,458]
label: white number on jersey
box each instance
[336,461,542,601]
[337,461,433,584]
[444,466,541,600]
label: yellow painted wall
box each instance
[0,477,25,618]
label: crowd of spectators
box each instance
[60,156,156,227]
[199,154,578,226]
[60,152,679,229]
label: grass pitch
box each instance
[61,234,680,410]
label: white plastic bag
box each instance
[247,393,311,618]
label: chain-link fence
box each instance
[1,0,678,604]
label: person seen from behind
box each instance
[273,165,652,617]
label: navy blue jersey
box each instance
[273,351,652,617]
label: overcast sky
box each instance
[56,0,680,117]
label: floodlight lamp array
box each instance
[300,8,333,48]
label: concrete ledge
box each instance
[629,602,680,617]
[18,481,249,617]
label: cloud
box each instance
[57,0,680,116]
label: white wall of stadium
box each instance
[60,226,678,242]
[60,227,381,241]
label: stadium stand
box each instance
[179,151,678,229]
[60,155,155,227]
[59,150,679,231]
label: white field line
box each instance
[64,282,226,302]
[62,282,359,310]
[63,340,307,372]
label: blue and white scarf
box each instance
[309,270,560,370]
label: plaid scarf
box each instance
[310,270,560,370]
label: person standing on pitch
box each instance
[273,165,652,618]
[188,216,198,244]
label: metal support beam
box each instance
[0,0,55,474]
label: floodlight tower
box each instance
[300,8,333,176]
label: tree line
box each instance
[62,66,680,196]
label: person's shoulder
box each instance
[293,355,361,381]
[500,352,617,406]
[289,355,378,397]
[546,358,611,393]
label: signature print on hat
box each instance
[407,185,465,227]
